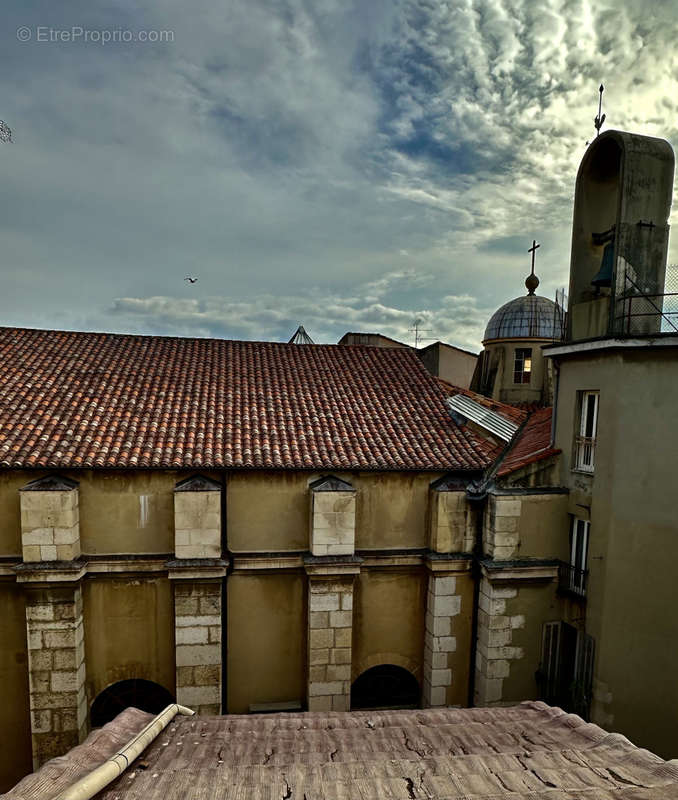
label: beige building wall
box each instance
[83,578,176,704]
[352,570,427,691]
[482,339,552,405]
[0,584,32,792]
[554,346,678,758]
[227,572,306,714]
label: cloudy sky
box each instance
[3,0,678,351]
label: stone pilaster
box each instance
[474,576,524,706]
[309,476,356,557]
[422,574,461,707]
[307,576,355,711]
[483,494,522,560]
[173,581,222,714]
[428,478,475,554]
[20,476,80,562]
[25,585,87,768]
[174,475,222,559]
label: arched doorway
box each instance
[350,665,420,710]
[90,679,175,728]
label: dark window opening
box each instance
[90,679,175,728]
[350,665,420,710]
[513,348,532,384]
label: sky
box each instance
[3,0,678,352]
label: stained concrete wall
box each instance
[0,584,32,792]
[446,571,474,707]
[554,346,678,758]
[227,573,305,714]
[354,473,437,551]
[0,472,31,556]
[500,582,560,702]
[227,471,440,553]
[513,494,570,560]
[483,340,552,406]
[83,578,175,707]
[352,570,427,691]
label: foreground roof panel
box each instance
[8,703,678,799]
[0,327,497,471]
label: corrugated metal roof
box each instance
[446,394,520,442]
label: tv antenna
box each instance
[409,317,434,348]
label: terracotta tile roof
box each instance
[497,406,560,476]
[9,703,678,799]
[0,327,498,471]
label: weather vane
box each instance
[594,84,605,138]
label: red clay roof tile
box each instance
[497,406,559,476]
[0,327,499,471]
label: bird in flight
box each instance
[184,276,198,284]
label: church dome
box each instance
[483,294,562,342]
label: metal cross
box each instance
[528,239,540,275]
[594,84,605,138]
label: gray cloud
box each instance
[2,0,678,349]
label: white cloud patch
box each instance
[2,0,678,349]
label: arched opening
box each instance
[350,665,420,710]
[90,679,175,728]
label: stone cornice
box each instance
[480,558,559,582]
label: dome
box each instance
[483,294,562,342]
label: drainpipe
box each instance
[221,471,231,714]
[52,704,194,800]
[466,481,489,708]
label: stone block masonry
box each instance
[174,581,222,713]
[474,577,525,705]
[483,494,522,560]
[307,578,354,711]
[423,575,461,706]
[309,478,356,557]
[429,490,475,553]
[20,477,80,562]
[174,477,222,560]
[25,586,87,768]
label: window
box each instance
[569,517,589,595]
[513,348,532,384]
[539,622,595,719]
[574,391,599,471]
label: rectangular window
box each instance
[574,391,598,471]
[513,348,532,384]
[569,517,589,595]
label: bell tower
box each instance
[567,131,674,340]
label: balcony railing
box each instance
[574,436,596,472]
[558,561,588,598]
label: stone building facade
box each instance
[1,127,677,793]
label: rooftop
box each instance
[0,326,498,472]
[9,703,678,799]
[484,294,563,343]
[497,406,559,477]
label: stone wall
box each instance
[307,578,354,711]
[174,477,221,560]
[423,575,461,706]
[483,494,522,560]
[474,577,524,705]
[309,479,356,557]
[428,490,474,553]
[25,586,87,768]
[20,478,80,562]
[174,581,222,714]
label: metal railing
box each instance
[574,436,596,472]
[558,562,588,598]
[613,268,678,336]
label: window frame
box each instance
[569,517,589,594]
[513,347,533,385]
[574,390,599,472]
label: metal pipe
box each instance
[52,704,194,800]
